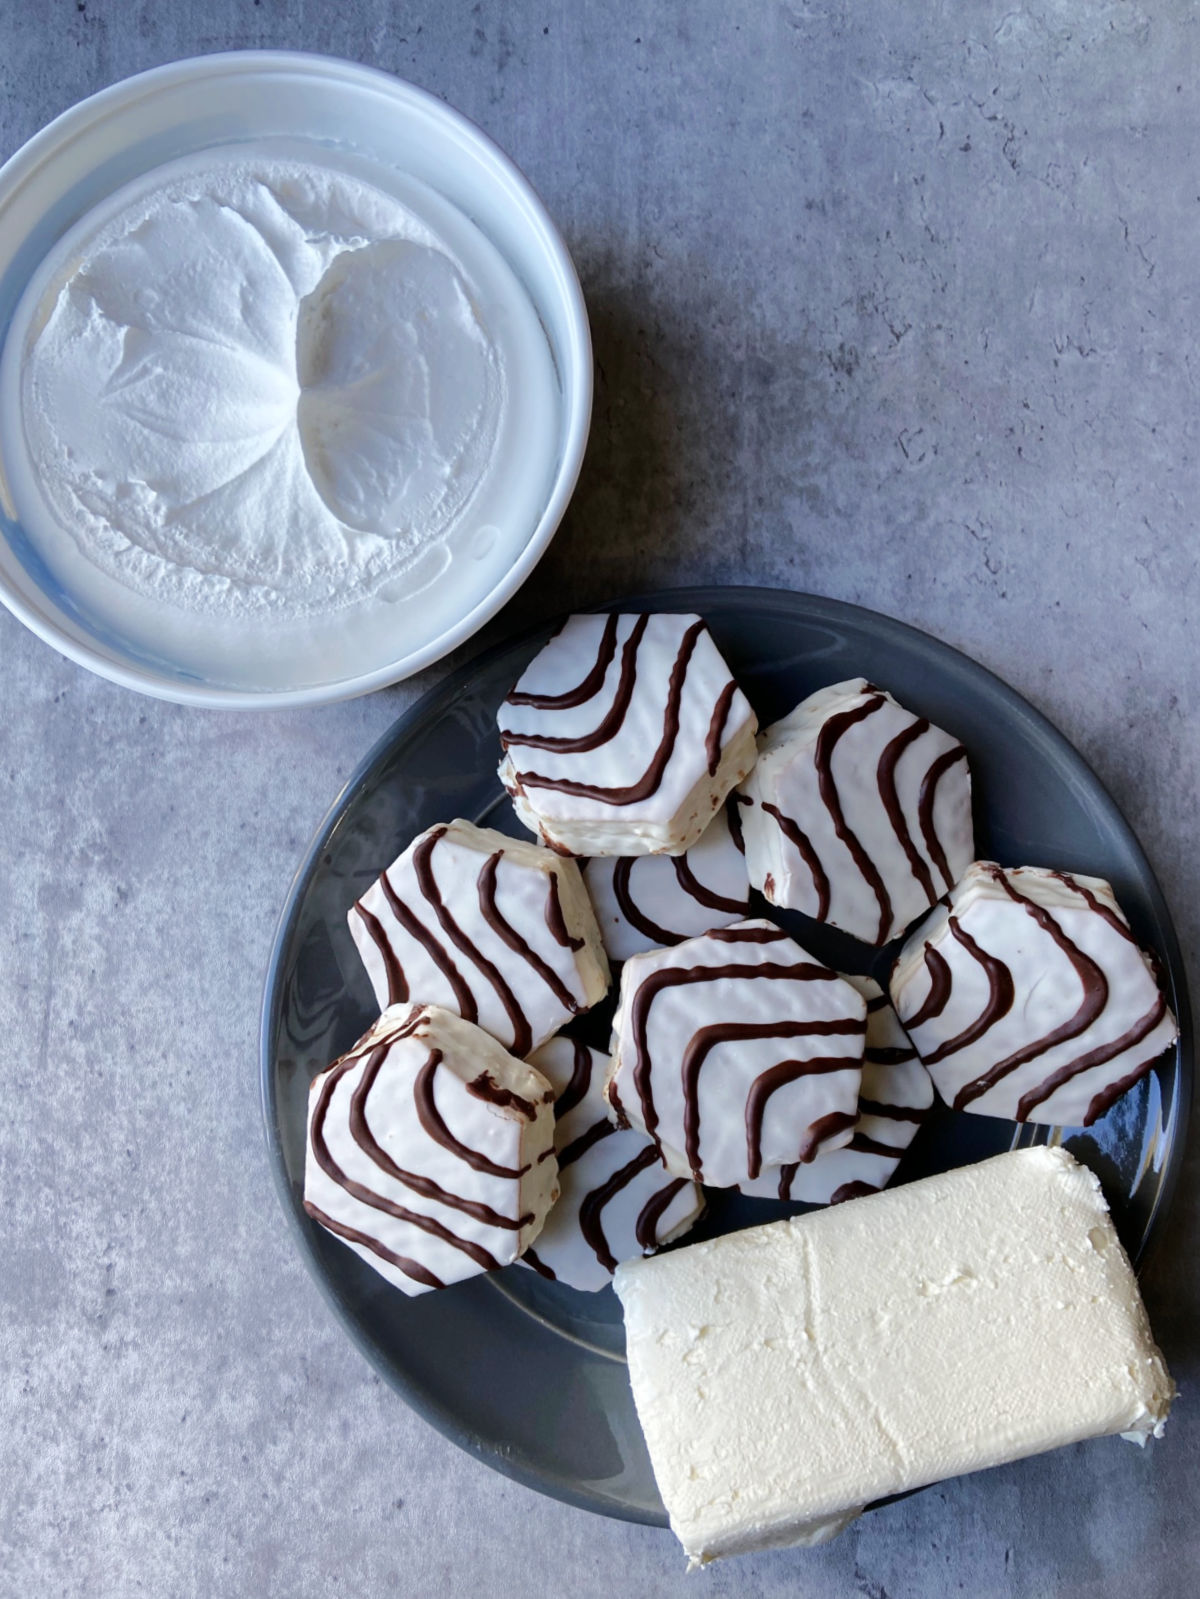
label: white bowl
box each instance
[0,52,591,708]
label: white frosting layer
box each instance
[739,678,974,944]
[615,1147,1174,1566]
[497,612,758,855]
[583,799,750,962]
[304,1002,558,1297]
[605,920,865,1188]
[348,819,610,1058]
[739,973,933,1203]
[890,862,1178,1125]
[521,1038,703,1292]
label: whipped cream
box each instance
[0,144,559,688]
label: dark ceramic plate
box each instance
[260,587,1190,1525]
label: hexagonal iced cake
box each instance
[890,863,1178,1125]
[348,819,610,1057]
[497,612,758,857]
[738,678,973,944]
[304,1002,559,1296]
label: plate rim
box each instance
[259,584,1192,1521]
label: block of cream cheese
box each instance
[497,612,758,856]
[738,974,933,1203]
[304,1002,558,1295]
[583,798,750,962]
[615,1147,1173,1566]
[605,920,866,1187]
[890,862,1178,1125]
[738,678,974,944]
[348,819,610,1057]
[522,1038,704,1291]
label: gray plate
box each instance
[259,586,1191,1525]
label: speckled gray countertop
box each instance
[2,5,1197,1596]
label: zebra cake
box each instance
[890,863,1178,1126]
[497,612,758,857]
[583,798,750,963]
[605,919,867,1188]
[304,1002,559,1296]
[522,1037,704,1291]
[738,678,973,945]
[348,819,610,1058]
[739,974,934,1204]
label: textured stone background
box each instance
[1,3,1197,1596]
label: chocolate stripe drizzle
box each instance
[727,793,747,854]
[500,616,650,753]
[1017,995,1167,1121]
[918,746,969,891]
[352,900,407,1005]
[1051,871,1138,945]
[876,717,937,901]
[303,1202,445,1290]
[504,614,620,710]
[1083,1013,1169,1125]
[414,1051,528,1179]
[515,620,706,805]
[706,922,793,944]
[815,693,892,943]
[578,1145,662,1272]
[522,1245,556,1280]
[762,802,831,921]
[466,1072,541,1120]
[414,829,532,1058]
[741,1054,863,1178]
[951,870,1108,1110]
[558,1116,617,1169]
[903,945,951,1030]
[705,680,738,776]
[635,1177,690,1252]
[545,872,585,950]
[672,853,748,916]
[379,868,476,1023]
[857,1097,926,1121]
[554,1039,595,1122]
[477,852,582,1016]
[847,1129,908,1158]
[922,918,1014,1065]
[865,1044,919,1066]
[612,858,682,947]
[830,1180,880,1204]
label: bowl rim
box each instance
[0,49,592,709]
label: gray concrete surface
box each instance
[2,3,1198,1595]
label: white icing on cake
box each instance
[738,677,974,944]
